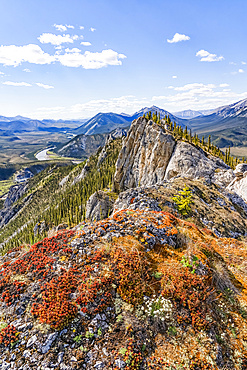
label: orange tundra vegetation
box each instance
[0,209,246,368]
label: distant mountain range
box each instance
[174,109,213,119]
[0,117,87,135]
[74,106,187,135]
[187,99,247,147]
[1,98,247,148]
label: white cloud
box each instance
[172,75,177,79]
[53,24,74,32]
[81,41,91,46]
[71,95,148,116]
[3,81,31,87]
[0,44,55,66]
[169,82,216,92]
[232,69,245,75]
[79,26,84,30]
[151,82,247,111]
[57,49,126,69]
[167,33,190,43]
[196,49,224,62]
[36,83,54,89]
[0,71,4,75]
[23,68,31,72]
[54,24,67,32]
[0,43,126,70]
[241,61,246,65]
[219,83,229,87]
[90,27,96,32]
[65,47,81,53]
[38,33,79,46]
[27,86,247,119]
[229,62,237,65]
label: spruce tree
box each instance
[208,135,211,151]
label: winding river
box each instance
[35,147,55,161]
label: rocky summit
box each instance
[0,117,247,369]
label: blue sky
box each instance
[0,0,246,119]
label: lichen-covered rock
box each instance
[113,187,162,213]
[164,141,229,181]
[113,117,176,191]
[86,191,114,221]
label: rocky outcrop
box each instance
[33,221,48,237]
[113,117,176,191]
[57,134,106,159]
[15,168,33,183]
[212,169,235,187]
[113,178,247,238]
[0,184,30,229]
[86,191,114,221]
[97,129,127,166]
[164,141,229,181]
[234,163,247,177]
[72,159,90,185]
[114,117,232,192]
[227,168,247,202]
[113,187,162,213]
[3,184,27,209]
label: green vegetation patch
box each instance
[0,180,14,197]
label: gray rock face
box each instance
[227,173,247,202]
[164,141,229,181]
[113,117,232,192]
[234,163,247,176]
[86,191,114,221]
[97,129,127,167]
[72,159,90,185]
[212,169,235,187]
[3,184,27,209]
[0,184,32,229]
[113,117,176,192]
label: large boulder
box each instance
[212,169,235,187]
[113,117,176,192]
[234,163,247,177]
[86,191,114,221]
[164,141,229,181]
[227,173,247,203]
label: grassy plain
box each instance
[222,146,247,158]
